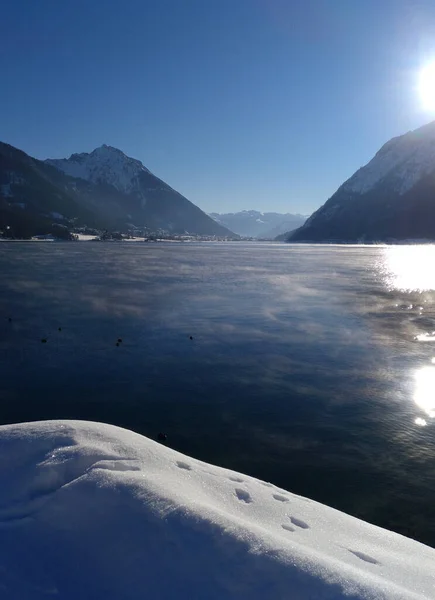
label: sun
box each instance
[419,61,435,111]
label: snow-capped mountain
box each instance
[45,145,235,236]
[290,120,435,242]
[46,145,152,197]
[0,141,236,238]
[209,210,307,238]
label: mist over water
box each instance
[1,242,435,546]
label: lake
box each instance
[1,242,435,546]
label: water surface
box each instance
[1,242,435,546]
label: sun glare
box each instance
[382,246,435,291]
[414,366,435,418]
[419,61,435,110]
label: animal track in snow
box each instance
[272,494,289,503]
[234,488,253,503]
[349,550,379,565]
[229,476,244,483]
[176,461,192,471]
[281,524,296,532]
[289,516,310,529]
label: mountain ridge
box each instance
[0,142,235,238]
[288,120,435,242]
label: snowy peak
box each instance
[41,143,235,236]
[46,145,152,195]
[343,120,435,195]
[0,140,236,237]
[289,119,435,242]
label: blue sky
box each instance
[2,0,435,214]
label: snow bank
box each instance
[75,234,99,241]
[0,420,433,599]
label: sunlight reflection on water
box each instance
[380,246,435,427]
[414,366,435,419]
[382,245,435,291]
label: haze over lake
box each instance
[1,242,435,546]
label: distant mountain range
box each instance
[288,120,435,242]
[0,143,235,238]
[209,210,307,238]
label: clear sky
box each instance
[2,0,435,215]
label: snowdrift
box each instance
[0,420,433,599]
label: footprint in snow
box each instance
[349,550,379,565]
[234,488,253,504]
[272,493,289,503]
[176,461,192,471]
[229,476,244,483]
[288,516,310,529]
[281,524,296,532]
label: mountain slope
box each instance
[210,210,306,238]
[0,142,101,238]
[46,146,235,237]
[289,121,435,242]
